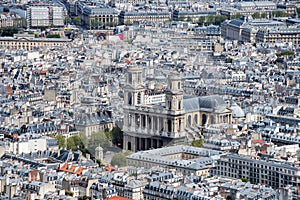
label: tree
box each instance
[125,20,132,25]
[230,13,243,19]
[46,34,61,38]
[95,159,102,167]
[55,134,66,149]
[111,126,123,147]
[241,178,249,182]
[111,151,132,167]
[78,132,88,147]
[252,13,261,19]
[66,135,85,151]
[67,136,76,150]
[64,15,71,25]
[186,16,192,22]
[178,15,185,21]
[191,138,204,147]
[276,51,294,57]
[73,16,81,25]
[260,13,268,18]
[206,16,215,25]
[272,11,289,17]
[1,27,18,37]
[198,16,206,25]
[214,15,227,25]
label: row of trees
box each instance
[252,13,268,19]
[198,15,227,26]
[276,51,294,57]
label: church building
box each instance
[123,65,232,152]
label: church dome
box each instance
[230,102,245,118]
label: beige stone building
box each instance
[126,145,226,176]
[119,11,170,25]
[123,65,232,152]
[256,27,300,47]
[0,34,72,51]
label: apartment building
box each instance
[0,34,72,51]
[172,10,217,22]
[234,1,276,11]
[212,154,300,189]
[119,11,170,25]
[76,0,118,28]
[126,145,226,176]
[0,13,23,28]
[27,5,65,28]
[256,27,300,47]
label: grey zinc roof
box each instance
[183,95,227,113]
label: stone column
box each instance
[135,137,139,152]
[139,114,142,131]
[145,114,148,131]
[147,138,151,150]
[130,136,134,152]
[157,117,160,133]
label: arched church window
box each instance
[137,92,141,104]
[194,114,198,125]
[202,114,207,126]
[211,116,215,124]
[128,92,132,105]
[187,115,191,127]
[128,74,132,84]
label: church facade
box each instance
[123,65,232,152]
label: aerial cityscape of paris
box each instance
[0,0,299,199]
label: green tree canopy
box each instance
[198,15,227,26]
[241,178,249,182]
[230,13,243,19]
[272,11,289,17]
[186,16,193,22]
[276,51,294,57]
[252,13,261,19]
[111,151,132,167]
[46,34,60,38]
[55,134,66,149]
[73,16,81,25]
[178,15,185,21]
[64,15,71,25]
[191,138,204,147]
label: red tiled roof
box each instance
[106,196,131,200]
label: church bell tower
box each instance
[124,64,145,106]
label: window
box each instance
[194,114,198,125]
[187,115,191,127]
[137,92,141,104]
[128,92,132,105]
